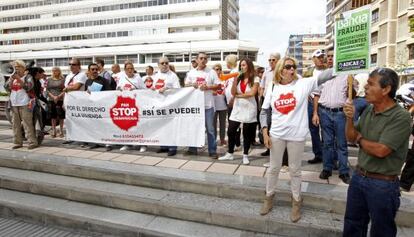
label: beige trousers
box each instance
[12,106,37,146]
[266,137,304,201]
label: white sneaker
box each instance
[139,146,147,152]
[242,155,250,165]
[218,152,234,161]
[263,162,270,168]
[280,165,289,173]
[120,145,130,151]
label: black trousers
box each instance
[227,107,241,146]
[401,148,414,191]
[228,120,256,155]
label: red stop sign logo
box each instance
[110,96,139,131]
[216,84,224,95]
[274,92,296,115]
[155,79,165,90]
[145,78,153,89]
[196,77,206,86]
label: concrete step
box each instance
[0,167,343,237]
[0,149,413,228]
[0,216,113,237]
[0,189,281,237]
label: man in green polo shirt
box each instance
[342,68,411,237]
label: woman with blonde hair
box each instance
[259,57,333,222]
[46,66,65,137]
[223,54,241,150]
[212,63,227,146]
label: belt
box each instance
[356,166,398,181]
[318,104,343,112]
[356,96,365,98]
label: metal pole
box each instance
[188,40,192,71]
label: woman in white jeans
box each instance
[259,56,333,222]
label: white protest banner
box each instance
[65,88,205,147]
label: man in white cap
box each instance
[312,46,355,184]
[304,49,326,165]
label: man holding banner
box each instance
[153,56,181,156]
[332,5,411,237]
[185,52,220,158]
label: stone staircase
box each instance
[0,146,413,237]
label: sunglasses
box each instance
[90,68,99,71]
[160,62,169,65]
[284,64,297,70]
[69,63,79,66]
[268,59,276,62]
[214,68,222,71]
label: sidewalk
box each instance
[0,122,413,236]
[0,122,360,186]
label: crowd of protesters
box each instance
[5,49,414,236]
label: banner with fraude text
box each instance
[334,5,371,75]
[65,88,205,147]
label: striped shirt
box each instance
[315,74,356,108]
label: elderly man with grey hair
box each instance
[260,52,281,159]
[5,60,38,149]
[154,56,181,156]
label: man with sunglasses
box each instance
[84,63,111,92]
[259,53,280,158]
[62,58,87,144]
[185,52,220,158]
[153,57,181,156]
[63,58,87,93]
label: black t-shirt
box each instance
[85,76,110,91]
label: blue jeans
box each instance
[189,107,217,154]
[308,100,323,157]
[319,108,349,175]
[343,172,400,237]
[353,97,368,123]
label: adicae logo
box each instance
[274,92,296,115]
[110,96,139,131]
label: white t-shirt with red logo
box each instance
[152,71,181,90]
[112,72,121,85]
[214,82,227,111]
[9,74,32,106]
[229,77,260,123]
[262,76,318,141]
[185,67,220,109]
[117,72,145,91]
[64,72,87,91]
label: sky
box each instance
[239,0,326,67]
